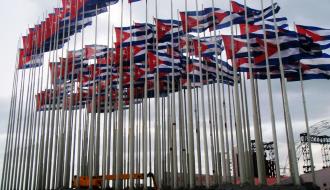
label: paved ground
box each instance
[60,183,320,190]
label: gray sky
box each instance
[0,0,330,180]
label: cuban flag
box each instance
[179,8,215,33]
[155,19,183,42]
[300,65,330,80]
[231,1,280,23]
[92,60,118,81]
[49,58,89,84]
[18,49,44,70]
[296,24,330,50]
[222,31,302,69]
[84,45,109,59]
[147,51,182,76]
[300,53,330,71]
[222,35,255,60]
[179,35,197,54]
[115,24,153,47]
[239,17,288,35]
[115,44,147,64]
[211,8,245,30]
[192,37,223,58]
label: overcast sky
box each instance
[0,0,330,180]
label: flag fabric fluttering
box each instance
[296,24,330,50]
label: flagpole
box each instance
[270,0,300,185]
[221,64,230,183]
[68,0,81,185]
[1,47,19,190]
[58,0,76,186]
[101,3,112,189]
[178,0,195,187]
[46,9,61,188]
[210,1,228,184]
[228,0,247,184]
[53,3,71,186]
[239,73,249,182]
[115,0,125,188]
[243,73,254,184]
[259,0,281,184]
[19,32,34,190]
[142,0,149,189]
[128,1,136,189]
[193,0,211,187]
[77,1,86,187]
[38,11,56,189]
[31,15,48,189]
[212,81,222,185]
[299,65,316,184]
[107,26,115,188]
[0,38,20,189]
[13,67,31,188]
[19,25,39,189]
[64,0,81,186]
[227,84,235,184]
[241,0,266,185]
[87,4,99,189]
[10,31,29,190]
[169,0,175,187]
[10,66,26,190]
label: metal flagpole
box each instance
[102,3,112,189]
[89,4,99,189]
[210,1,227,183]
[169,1,175,187]
[241,0,266,184]
[178,79,187,188]
[291,23,316,184]
[10,68,26,190]
[10,32,29,190]
[142,0,149,188]
[221,63,230,183]
[206,55,217,186]
[228,0,247,184]
[19,26,39,189]
[112,109,117,188]
[115,0,125,188]
[228,85,235,184]
[53,4,70,187]
[64,0,80,186]
[47,9,62,188]
[24,25,39,189]
[259,0,281,184]
[76,1,86,187]
[154,0,162,186]
[128,1,135,189]
[211,81,222,185]
[107,26,115,188]
[175,0,195,188]
[270,0,300,185]
[239,74,249,182]
[38,11,56,189]
[0,38,20,189]
[31,16,48,189]
[3,66,19,190]
[243,73,254,184]
[193,0,210,187]
[57,0,75,185]
[299,65,316,184]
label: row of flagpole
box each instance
[0,0,320,189]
